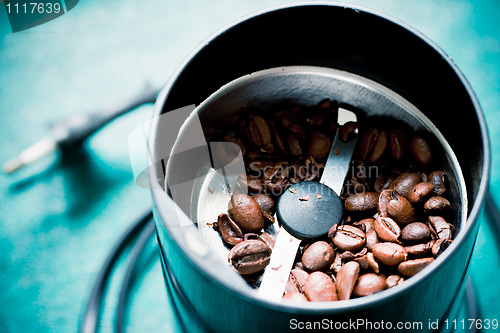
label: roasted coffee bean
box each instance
[252,194,276,213]
[339,247,367,261]
[353,218,375,232]
[248,115,271,147]
[390,129,406,161]
[354,255,370,270]
[228,194,264,233]
[378,189,415,225]
[358,127,387,162]
[410,134,433,166]
[367,252,380,273]
[258,232,276,249]
[289,123,307,140]
[432,239,453,257]
[401,222,431,243]
[237,175,264,194]
[389,173,421,198]
[269,122,288,155]
[405,241,434,257]
[339,122,359,143]
[428,216,453,240]
[308,131,332,161]
[424,196,451,212]
[303,272,338,302]
[353,273,386,297]
[287,133,303,157]
[365,230,379,251]
[228,240,271,275]
[372,242,408,266]
[408,182,435,204]
[309,114,326,127]
[374,216,401,243]
[429,170,446,195]
[336,261,360,300]
[385,275,404,288]
[398,257,434,277]
[374,174,395,193]
[301,241,335,271]
[344,192,379,213]
[282,292,308,302]
[263,162,290,195]
[285,268,309,294]
[216,135,246,164]
[331,225,366,251]
[217,214,243,245]
[331,252,343,274]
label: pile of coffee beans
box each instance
[211,99,455,302]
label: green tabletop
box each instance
[1,1,499,332]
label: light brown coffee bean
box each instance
[424,196,451,212]
[282,292,308,302]
[432,239,453,257]
[389,173,421,198]
[429,170,446,195]
[303,272,338,302]
[344,192,379,212]
[217,213,243,245]
[398,257,434,277]
[428,216,453,240]
[408,182,435,204]
[385,275,404,288]
[331,252,343,274]
[258,232,275,249]
[285,268,309,294]
[378,190,415,225]
[401,222,431,243]
[390,129,406,161]
[248,115,271,147]
[365,230,379,251]
[374,216,401,243]
[339,247,367,261]
[410,134,433,166]
[367,252,380,273]
[336,261,360,300]
[405,241,434,257]
[301,241,335,271]
[228,240,271,275]
[372,242,408,266]
[228,194,264,233]
[331,225,366,251]
[237,174,264,194]
[307,131,332,161]
[252,194,276,213]
[353,218,375,232]
[353,273,386,297]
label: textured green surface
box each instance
[1,0,499,332]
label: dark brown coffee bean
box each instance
[301,241,335,271]
[217,214,243,245]
[353,218,375,232]
[263,161,290,195]
[252,194,276,213]
[389,173,421,198]
[401,222,431,243]
[216,135,246,164]
[408,182,435,204]
[289,123,307,140]
[369,130,387,162]
[390,129,406,161]
[405,241,434,257]
[428,216,453,240]
[269,122,288,155]
[309,114,326,127]
[228,240,271,275]
[307,131,331,161]
[282,292,308,302]
[358,127,387,162]
[429,170,446,195]
[374,216,401,243]
[287,133,303,157]
[385,275,404,288]
[378,189,416,225]
[398,257,434,277]
[367,252,380,273]
[336,261,360,300]
[372,242,408,266]
[365,230,379,251]
[258,232,275,249]
[410,134,433,166]
[424,196,451,212]
[344,192,379,212]
[339,122,360,143]
[248,115,271,147]
[331,225,366,251]
[237,175,264,194]
[353,273,386,297]
[228,194,264,233]
[432,238,453,257]
[303,272,338,301]
[285,268,309,294]
[374,174,395,193]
